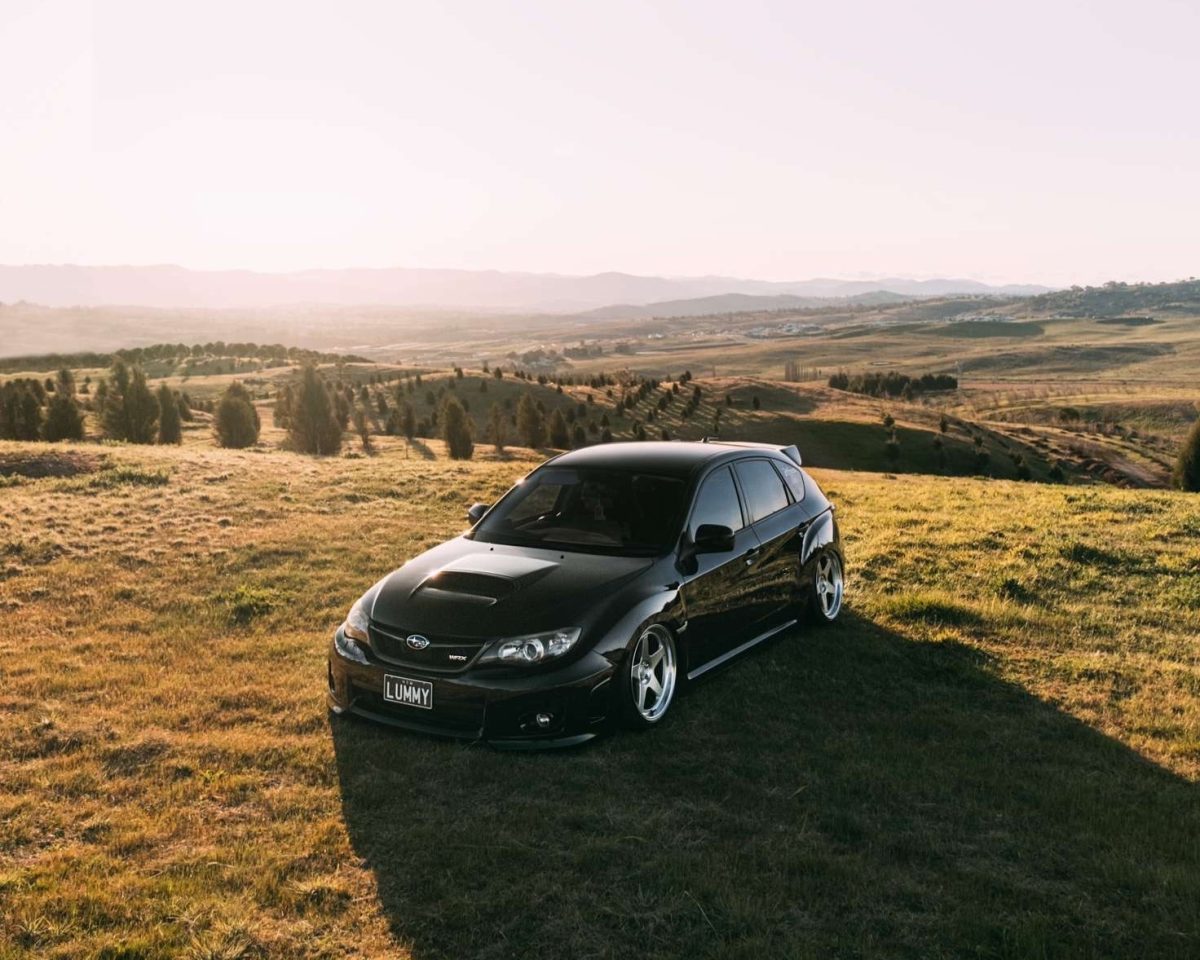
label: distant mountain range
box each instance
[577,290,918,320]
[0,264,1053,312]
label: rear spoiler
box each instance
[700,438,802,466]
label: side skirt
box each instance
[686,619,799,681]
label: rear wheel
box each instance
[809,551,844,623]
[618,624,678,729]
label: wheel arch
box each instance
[800,507,840,567]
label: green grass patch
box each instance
[210,584,284,625]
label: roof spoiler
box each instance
[702,438,802,466]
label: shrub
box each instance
[1174,419,1200,492]
[214,382,261,449]
[441,395,473,460]
[288,365,342,455]
[157,384,182,444]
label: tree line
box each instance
[0,341,368,375]
[827,370,958,398]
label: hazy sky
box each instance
[2,0,1197,286]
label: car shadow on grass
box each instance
[332,611,1199,960]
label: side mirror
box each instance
[467,502,489,525]
[693,523,735,553]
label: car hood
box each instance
[367,536,654,638]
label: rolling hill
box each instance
[0,438,1196,958]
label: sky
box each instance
[1,0,1197,287]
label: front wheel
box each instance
[809,551,844,623]
[618,624,678,729]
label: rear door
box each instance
[732,458,807,629]
[677,465,759,672]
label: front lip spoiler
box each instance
[327,693,601,751]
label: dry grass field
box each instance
[1,438,1197,958]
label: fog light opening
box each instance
[535,712,553,729]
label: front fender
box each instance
[591,586,684,669]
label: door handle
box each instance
[743,547,761,566]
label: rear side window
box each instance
[689,466,743,537]
[775,461,806,502]
[734,459,790,523]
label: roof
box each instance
[548,440,796,477]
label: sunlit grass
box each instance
[0,438,1197,958]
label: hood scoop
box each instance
[412,552,558,605]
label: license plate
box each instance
[383,674,433,710]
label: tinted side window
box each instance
[775,461,806,502]
[734,459,790,523]
[688,466,743,537]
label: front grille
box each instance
[350,682,485,736]
[368,621,488,673]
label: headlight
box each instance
[495,627,581,664]
[334,628,369,665]
[344,597,370,642]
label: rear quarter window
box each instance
[775,461,806,502]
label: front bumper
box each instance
[326,627,616,749]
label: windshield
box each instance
[472,467,688,556]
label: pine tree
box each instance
[1173,418,1200,492]
[100,360,158,443]
[273,385,292,428]
[353,408,374,454]
[548,409,570,448]
[441,395,474,460]
[289,366,342,454]
[487,402,507,453]
[157,384,182,444]
[214,381,261,449]
[399,401,416,440]
[0,383,43,440]
[42,370,84,442]
[517,393,545,448]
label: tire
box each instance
[617,624,679,730]
[807,550,844,623]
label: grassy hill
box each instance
[0,439,1197,958]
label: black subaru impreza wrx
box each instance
[327,440,843,748]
